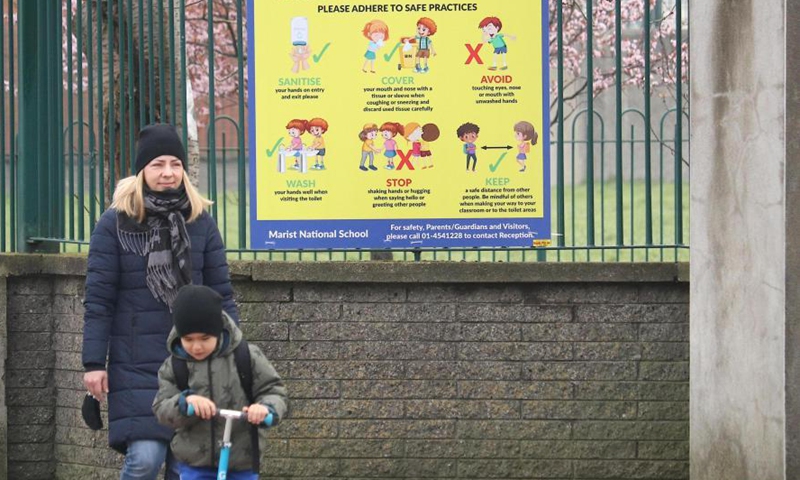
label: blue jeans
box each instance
[120,439,180,480]
[178,464,258,480]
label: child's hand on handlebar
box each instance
[243,404,269,425]
[186,395,217,419]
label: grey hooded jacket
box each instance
[152,312,288,471]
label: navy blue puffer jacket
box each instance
[82,208,239,453]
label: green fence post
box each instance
[17,0,61,252]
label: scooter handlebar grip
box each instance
[188,404,273,426]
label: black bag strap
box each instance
[172,355,190,392]
[233,340,260,473]
[172,339,260,473]
[233,340,254,402]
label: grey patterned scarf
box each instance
[116,186,192,309]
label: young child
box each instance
[283,119,308,170]
[513,120,538,172]
[419,123,440,169]
[380,122,403,170]
[403,122,423,169]
[457,122,480,172]
[153,285,289,480]
[358,123,381,171]
[308,117,329,170]
[362,20,389,73]
[479,16,516,71]
[413,17,437,73]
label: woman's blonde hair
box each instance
[110,173,213,223]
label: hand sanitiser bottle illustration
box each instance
[290,17,311,73]
[292,16,309,46]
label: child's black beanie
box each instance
[135,124,187,174]
[172,285,224,337]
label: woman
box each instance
[82,124,239,480]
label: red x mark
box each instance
[465,43,483,65]
[395,149,415,170]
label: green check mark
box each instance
[313,43,331,63]
[488,152,508,173]
[383,42,402,62]
[266,137,284,157]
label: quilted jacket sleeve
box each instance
[201,213,239,322]
[82,210,120,371]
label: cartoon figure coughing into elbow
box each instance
[362,20,389,73]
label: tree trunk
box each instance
[82,0,191,204]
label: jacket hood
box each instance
[167,311,242,360]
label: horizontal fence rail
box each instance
[2,0,689,262]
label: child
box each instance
[457,122,480,172]
[153,285,289,480]
[413,17,437,73]
[308,117,329,170]
[403,122,423,169]
[513,120,538,172]
[283,119,308,170]
[362,20,390,73]
[358,123,381,171]
[380,122,403,170]
[479,17,516,71]
[419,123,440,169]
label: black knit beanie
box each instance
[172,285,224,337]
[135,124,187,174]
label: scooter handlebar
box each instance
[186,404,274,427]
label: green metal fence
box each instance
[0,0,689,262]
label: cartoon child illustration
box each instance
[403,122,423,169]
[409,17,437,73]
[308,117,328,170]
[479,16,516,71]
[290,16,312,73]
[380,122,403,170]
[359,123,382,171]
[457,122,480,172]
[513,120,538,172]
[419,123,440,169]
[362,20,390,73]
[282,119,308,170]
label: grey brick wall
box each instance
[1,260,689,480]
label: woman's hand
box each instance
[186,395,217,419]
[243,403,269,425]
[83,371,108,402]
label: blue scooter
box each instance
[187,405,273,480]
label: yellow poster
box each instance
[248,0,550,249]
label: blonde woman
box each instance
[82,124,239,480]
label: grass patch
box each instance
[56,180,689,262]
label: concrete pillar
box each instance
[0,277,7,478]
[691,1,799,478]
